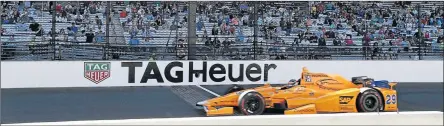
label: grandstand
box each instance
[1,1,443,61]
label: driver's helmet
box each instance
[288,79,297,86]
[364,79,374,87]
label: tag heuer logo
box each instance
[84,62,111,84]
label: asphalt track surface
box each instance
[1,82,443,124]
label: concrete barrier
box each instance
[5,111,443,125]
[2,61,443,89]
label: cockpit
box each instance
[280,78,301,90]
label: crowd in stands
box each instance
[1,1,108,43]
[1,1,443,60]
[116,1,443,60]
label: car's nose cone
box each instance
[196,100,207,106]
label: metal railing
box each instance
[1,40,442,61]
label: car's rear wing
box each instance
[302,67,309,73]
[389,82,397,90]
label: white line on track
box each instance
[195,85,221,97]
[5,111,442,125]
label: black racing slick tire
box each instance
[356,89,384,112]
[224,84,245,95]
[238,92,266,115]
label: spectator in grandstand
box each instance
[221,38,230,48]
[95,15,103,30]
[16,22,28,31]
[438,18,443,28]
[74,13,84,23]
[300,36,310,46]
[129,27,138,38]
[424,31,431,40]
[401,39,410,52]
[58,29,67,42]
[55,3,62,13]
[56,14,67,23]
[213,37,222,49]
[63,3,72,14]
[1,9,7,21]
[205,37,212,47]
[149,53,157,60]
[211,24,219,35]
[176,38,186,59]
[85,30,95,43]
[140,28,149,42]
[69,23,78,42]
[129,36,139,45]
[431,38,441,52]
[232,16,239,26]
[0,28,4,36]
[439,35,444,43]
[155,17,164,29]
[220,21,227,35]
[120,10,127,18]
[95,31,104,43]
[237,28,245,43]
[18,8,29,23]
[285,19,292,36]
[197,19,203,31]
[229,25,236,35]
[345,35,354,46]
[371,42,381,60]
[318,35,326,47]
[33,24,45,42]
[275,53,287,60]
[11,7,20,23]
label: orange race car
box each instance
[196,67,398,116]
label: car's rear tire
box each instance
[238,92,265,115]
[224,84,244,95]
[356,89,383,112]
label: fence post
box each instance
[187,1,197,60]
[104,1,111,60]
[51,1,57,60]
[417,4,423,60]
[0,2,3,60]
[253,2,259,60]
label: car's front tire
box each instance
[238,92,265,115]
[357,89,383,112]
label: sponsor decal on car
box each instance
[295,108,315,113]
[340,105,355,111]
[315,79,342,91]
[295,87,305,92]
[316,79,342,85]
[339,96,354,104]
[309,74,329,77]
[309,92,314,96]
[319,85,340,91]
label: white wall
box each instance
[1,61,442,88]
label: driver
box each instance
[288,79,297,86]
[282,79,300,89]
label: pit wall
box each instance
[1,61,442,88]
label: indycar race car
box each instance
[196,67,398,116]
